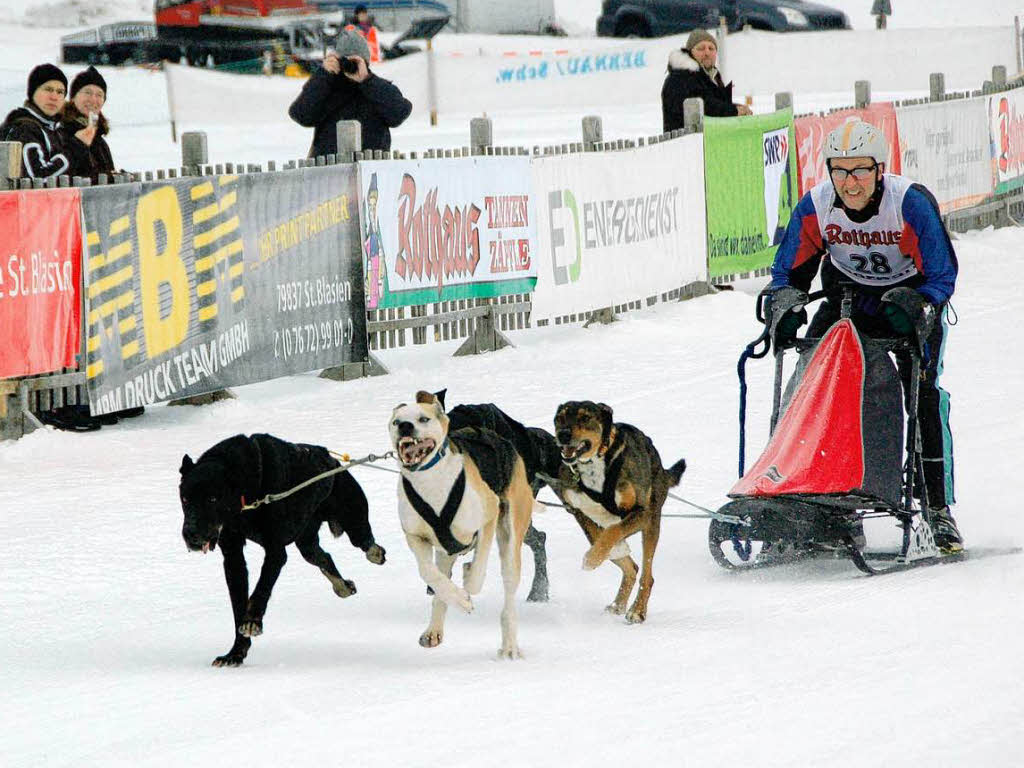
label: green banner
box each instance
[704,109,798,278]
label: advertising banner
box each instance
[988,88,1024,194]
[794,103,901,196]
[358,157,537,309]
[897,98,994,213]
[704,109,798,278]
[0,189,81,379]
[80,166,366,415]
[530,135,707,320]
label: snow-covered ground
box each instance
[3,225,1023,768]
[3,1,1024,766]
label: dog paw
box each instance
[211,651,246,667]
[419,629,443,648]
[605,602,627,615]
[454,587,473,613]
[625,607,647,624]
[365,544,386,565]
[238,618,263,637]
[497,644,522,660]
[582,546,607,571]
[332,578,357,598]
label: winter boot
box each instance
[929,506,963,554]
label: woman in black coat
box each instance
[59,66,117,183]
[661,29,751,132]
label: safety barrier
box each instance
[3,62,1024,439]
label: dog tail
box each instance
[665,458,687,487]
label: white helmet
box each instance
[824,119,888,165]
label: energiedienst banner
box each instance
[704,109,798,278]
[0,189,82,378]
[794,103,902,196]
[896,97,994,213]
[80,166,366,415]
[530,135,707,320]
[358,157,537,309]
[988,88,1024,194]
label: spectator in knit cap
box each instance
[0,63,89,180]
[288,30,411,156]
[661,29,751,132]
[871,0,892,30]
[60,66,117,183]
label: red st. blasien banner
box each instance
[794,103,902,196]
[0,189,82,378]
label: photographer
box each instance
[288,31,411,157]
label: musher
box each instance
[767,119,962,552]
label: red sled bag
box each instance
[730,319,904,508]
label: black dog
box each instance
[179,433,386,667]
[436,390,561,602]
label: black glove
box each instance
[880,287,935,339]
[767,286,808,346]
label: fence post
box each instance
[582,115,603,151]
[0,141,21,181]
[992,65,1007,89]
[683,98,704,134]
[335,119,361,161]
[426,37,438,126]
[929,72,945,102]
[181,131,207,176]
[454,306,512,357]
[774,92,793,111]
[470,116,492,156]
[855,80,871,109]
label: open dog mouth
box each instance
[560,440,590,462]
[398,436,437,467]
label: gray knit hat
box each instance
[685,29,717,51]
[334,30,371,61]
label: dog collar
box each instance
[409,438,449,472]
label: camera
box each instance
[340,57,360,75]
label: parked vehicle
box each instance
[597,0,850,38]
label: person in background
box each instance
[288,30,410,156]
[661,29,751,132]
[59,66,116,183]
[345,3,382,63]
[871,0,892,29]
[768,120,961,552]
[0,63,88,180]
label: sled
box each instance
[709,285,1019,574]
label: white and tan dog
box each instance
[389,391,535,658]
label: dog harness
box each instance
[572,445,629,518]
[402,470,476,555]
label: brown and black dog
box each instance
[553,401,686,624]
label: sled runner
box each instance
[709,285,1018,574]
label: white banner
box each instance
[987,87,1024,192]
[530,135,707,320]
[357,157,537,309]
[896,97,995,213]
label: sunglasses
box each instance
[829,163,878,182]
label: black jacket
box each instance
[0,102,90,180]
[661,48,738,132]
[288,66,412,156]
[58,102,116,183]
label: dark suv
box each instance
[597,0,850,37]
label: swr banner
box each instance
[0,189,82,379]
[794,103,901,196]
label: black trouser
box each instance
[807,300,955,508]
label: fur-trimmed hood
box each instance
[60,101,109,137]
[667,48,701,72]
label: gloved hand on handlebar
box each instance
[880,287,935,339]
[766,286,809,346]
